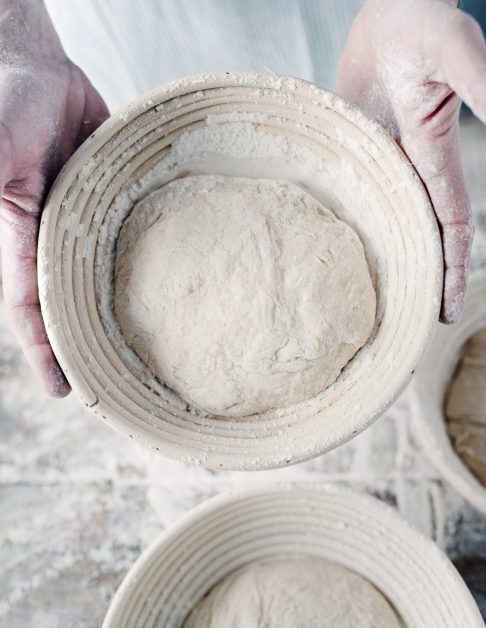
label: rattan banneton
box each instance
[102,485,483,627]
[38,72,443,471]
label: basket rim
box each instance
[101,483,483,628]
[38,71,443,470]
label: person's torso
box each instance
[44,0,363,111]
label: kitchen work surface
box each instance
[1,117,486,628]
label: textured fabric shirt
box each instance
[44,0,364,111]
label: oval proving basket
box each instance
[102,485,482,628]
[411,268,486,514]
[38,72,442,470]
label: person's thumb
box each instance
[75,75,110,148]
[0,163,71,397]
[399,115,473,324]
[437,11,486,125]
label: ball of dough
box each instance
[183,557,402,628]
[115,175,376,417]
[446,327,486,484]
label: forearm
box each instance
[0,0,65,67]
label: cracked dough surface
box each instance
[115,175,375,417]
[182,556,403,628]
[446,327,486,484]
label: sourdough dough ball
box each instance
[183,557,403,628]
[446,327,486,484]
[115,175,376,416]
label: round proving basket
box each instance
[411,268,486,513]
[38,71,442,470]
[102,485,482,628]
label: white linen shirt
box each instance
[44,0,364,111]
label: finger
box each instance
[436,11,486,122]
[400,122,473,324]
[76,73,110,147]
[0,198,71,397]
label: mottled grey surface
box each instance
[1,119,486,627]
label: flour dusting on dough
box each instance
[114,176,375,417]
[183,556,403,628]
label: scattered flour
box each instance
[3,104,486,626]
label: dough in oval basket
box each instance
[115,175,376,417]
[182,556,403,628]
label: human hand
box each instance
[0,0,109,396]
[337,0,486,324]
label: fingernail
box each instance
[440,290,465,325]
[47,362,71,398]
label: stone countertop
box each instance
[1,118,486,628]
